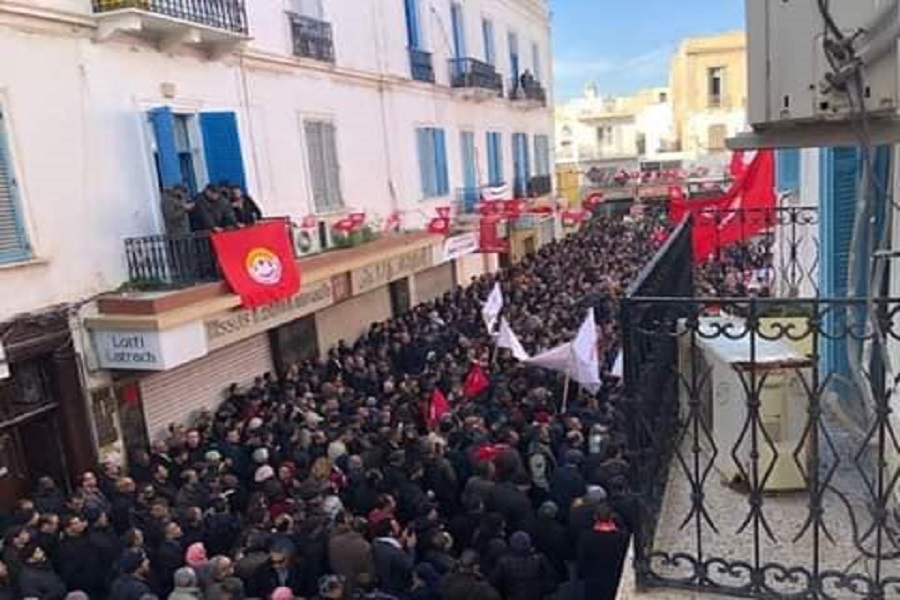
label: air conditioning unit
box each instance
[292,224,322,258]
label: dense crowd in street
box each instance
[0,215,666,600]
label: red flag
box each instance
[729,150,747,179]
[332,217,356,234]
[348,212,366,226]
[435,206,451,219]
[479,215,508,253]
[463,363,490,398]
[426,388,450,429]
[428,217,451,235]
[562,209,586,227]
[211,221,301,308]
[383,212,401,233]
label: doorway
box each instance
[390,278,412,316]
[272,315,320,370]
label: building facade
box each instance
[0,0,554,501]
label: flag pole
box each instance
[562,374,571,415]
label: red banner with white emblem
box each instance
[211,221,301,308]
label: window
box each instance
[486,131,504,186]
[534,134,551,176]
[708,67,725,107]
[304,120,344,213]
[0,109,30,263]
[482,18,495,65]
[531,41,541,81]
[636,133,646,155]
[287,0,334,63]
[508,31,519,79]
[659,91,668,103]
[450,2,466,59]
[416,127,449,198]
[708,124,727,150]
[512,132,530,197]
[460,131,476,189]
[149,107,247,193]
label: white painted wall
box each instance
[0,0,553,319]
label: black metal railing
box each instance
[124,232,220,287]
[290,14,334,62]
[621,214,900,599]
[448,58,503,95]
[527,175,552,197]
[92,0,248,34]
[509,77,547,105]
[409,48,435,83]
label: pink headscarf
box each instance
[185,542,207,567]
[272,587,294,600]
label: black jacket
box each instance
[485,482,536,535]
[371,539,413,596]
[109,573,154,600]
[440,571,501,600]
[533,517,570,581]
[489,551,556,600]
[18,563,67,600]
[576,527,630,600]
[56,533,106,596]
[154,538,184,597]
[549,465,586,521]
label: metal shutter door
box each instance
[316,287,391,352]
[140,334,273,440]
[414,263,454,304]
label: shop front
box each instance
[0,309,95,510]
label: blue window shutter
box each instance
[149,107,182,188]
[0,110,30,263]
[522,133,531,179]
[417,128,433,197]
[461,131,476,189]
[534,135,549,176]
[483,19,495,65]
[404,0,420,49]
[487,132,504,186]
[435,128,449,195]
[776,148,801,192]
[200,112,247,191]
[451,3,466,59]
[508,31,519,78]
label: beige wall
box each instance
[316,287,392,352]
[414,263,456,305]
[670,31,747,154]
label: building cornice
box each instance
[0,1,95,32]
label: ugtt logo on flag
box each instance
[211,221,301,308]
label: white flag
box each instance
[572,309,602,393]
[611,349,624,379]
[481,282,503,333]
[497,318,530,361]
[525,342,573,374]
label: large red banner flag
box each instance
[211,221,301,308]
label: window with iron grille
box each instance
[304,120,344,213]
[287,0,334,62]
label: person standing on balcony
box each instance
[191,185,238,232]
[161,186,193,237]
[229,185,263,226]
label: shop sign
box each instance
[439,232,480,263]
[352,246,433,295]
[205,279,334,350]
[638,185,670,199]
[92,322,208,371]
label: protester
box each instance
[1,213,671,599]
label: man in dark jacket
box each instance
[155,520,185,597]
[440,550,500,600]
[328,513,375,597]
[371,519,415,596]
[56,515,105,598]
[109,549,154,600]
[485,478,535,536]
[549,450,586,523]
[489,532,556,600]
[576,505,630,600]
[18,543,66,600]
[257,540,306,597]
[532,501,570,582]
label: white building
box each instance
[0,0,553,494]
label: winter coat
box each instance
[18,563,67,600]
[489,551,556,600]
[56,533,106,596]
[328,529,375,596]
[576,527,630,600]
[549,465,586,521]
[532,517,570,581]
[108,573,154,600]
[154,538,185,597]
[371,538,413,596]
[485,482,536,535]
[439,571,501,600]
[204,511,241,557]
[168,585,203,600]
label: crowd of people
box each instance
[162,183,262,236]
[695,237,775,298]
[1,215,667,600]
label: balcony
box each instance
[409,48,435,83]
[290,14,334,63]
[449,58,503,101]
[124,232,219,289]
[509,77,548,109]
[527,175,553,197]
[92,0,248,55]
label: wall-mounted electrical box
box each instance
[747,0,899,130]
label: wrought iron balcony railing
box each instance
[449,58,503,96]
[290,14,334,63]
[125,232,220,288]
[409,48,435,83]
[509,77,547,105]
[92,0,248,34]
[527,175,552,197]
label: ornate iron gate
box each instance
[622,211,900,599]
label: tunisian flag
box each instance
[669,150,776,263]
[211,221,301,308]
[463,363,490,398]
[424,388,450,429]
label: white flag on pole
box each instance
[497,318,530,361]
[572,308,602,393]
[481,282,504,334]
[525,342,573,374]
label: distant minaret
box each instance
[584,81,599,99]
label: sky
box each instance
[551,0,745,101]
